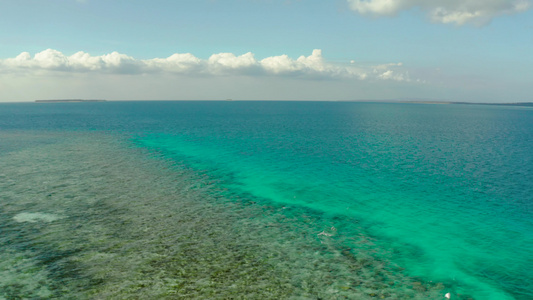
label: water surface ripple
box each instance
[1,101,531,299]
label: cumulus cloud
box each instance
[208,52,261,75]
[260,50,350,77]
[0,49,410,82]
[145,53,203,73]
[347,0,531,25]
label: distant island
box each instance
[366,100,533,107]
[35,99,106,103]
[452,101,533,107]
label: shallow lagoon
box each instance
[0,132,446,299]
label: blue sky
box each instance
[0,0,532,102]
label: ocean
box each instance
[0,101,531,299]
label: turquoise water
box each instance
[1,101,532,299]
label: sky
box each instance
[0,0,532,102]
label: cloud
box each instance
[145,53,203,74]
[373,63,409,81]
[0,49,410,82]
[260,49,351,78]
[347,0,531,25]
[208,52,261,75]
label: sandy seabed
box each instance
[0,131,453,299]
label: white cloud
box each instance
[260,49,372,79]
[373,62,409,81]
[261,49,331,76]
[34,49,70,69]
[69,51,103,70]
[4,49,68,70]
[347,0,531,25]
[378,70,409,81]
[145,53,203,73]
[208,52,259,74]
[0,49,411,82]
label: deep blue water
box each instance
[1,101,532,299]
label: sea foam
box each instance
[13,212,63,223]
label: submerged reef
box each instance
[0,132,463,299]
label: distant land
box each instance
[35,99,106,103]
[390,100,533,107]
[398,101,533,107]
[29,99,532,107]
[453,101,533,107]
